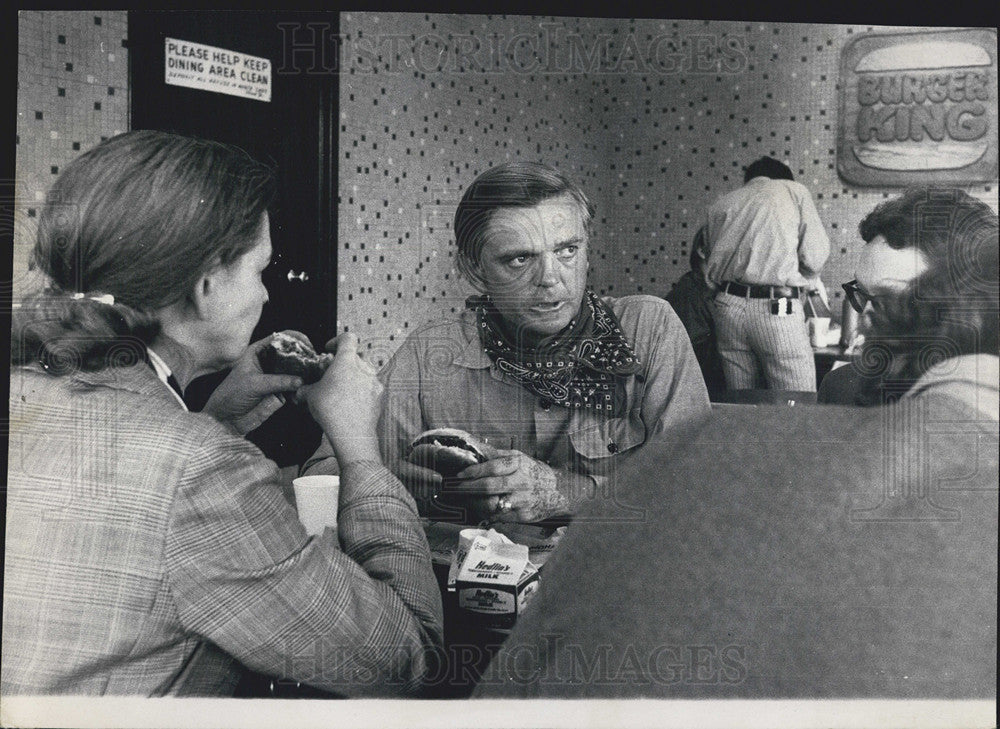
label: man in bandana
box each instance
[369,162,711,524]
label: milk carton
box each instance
[448,528,540,631]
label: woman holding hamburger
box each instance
[5,130,442,696]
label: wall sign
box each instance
[164,37,271,102]
[838,28,997,186]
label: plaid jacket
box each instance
[3,363,443,696]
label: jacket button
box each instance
[539,399,551,411]
[607,440,618,454]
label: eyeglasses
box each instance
[841,279,893,314]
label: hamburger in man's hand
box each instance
[403,427,569,525]
[404,428,493,478]
[403,428,508,522]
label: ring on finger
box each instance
[496,496,513,513]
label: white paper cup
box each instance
[808,317,831,348]
[292,475,340,536]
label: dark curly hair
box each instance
[851,187,999,404]
[12,130,276,374]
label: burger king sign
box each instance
[838,28,997,186]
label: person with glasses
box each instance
[475,188,998,701]
[819,187,999,412]
[841,279,897,320]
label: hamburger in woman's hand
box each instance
[258,331,334,385]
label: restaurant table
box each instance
[233,520,564,699]
[421,520,568,698]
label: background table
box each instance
[813,345,853,390]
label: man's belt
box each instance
[721,281,803,299]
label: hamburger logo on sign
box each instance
[838,28,997,186]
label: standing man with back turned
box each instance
[703,156,830,392]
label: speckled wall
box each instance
[13,12,998,360]
[14,10,130,300]
[338,12,998,365]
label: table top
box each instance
[813,344,852,361]
[422,519,567,569]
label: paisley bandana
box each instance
[468,289,642,416]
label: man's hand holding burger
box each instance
[453,451,576,523]
[403,427,590,523]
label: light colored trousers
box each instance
[713,291,817,392]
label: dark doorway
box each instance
[129,10,338,345]
[128,11,339,467]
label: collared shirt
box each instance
[704,176,830,288]
[3,363,443,696]
[302,296,710,504]
[902,354,1000,421]
[146,347,187,410]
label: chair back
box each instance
[712,389,818,406]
